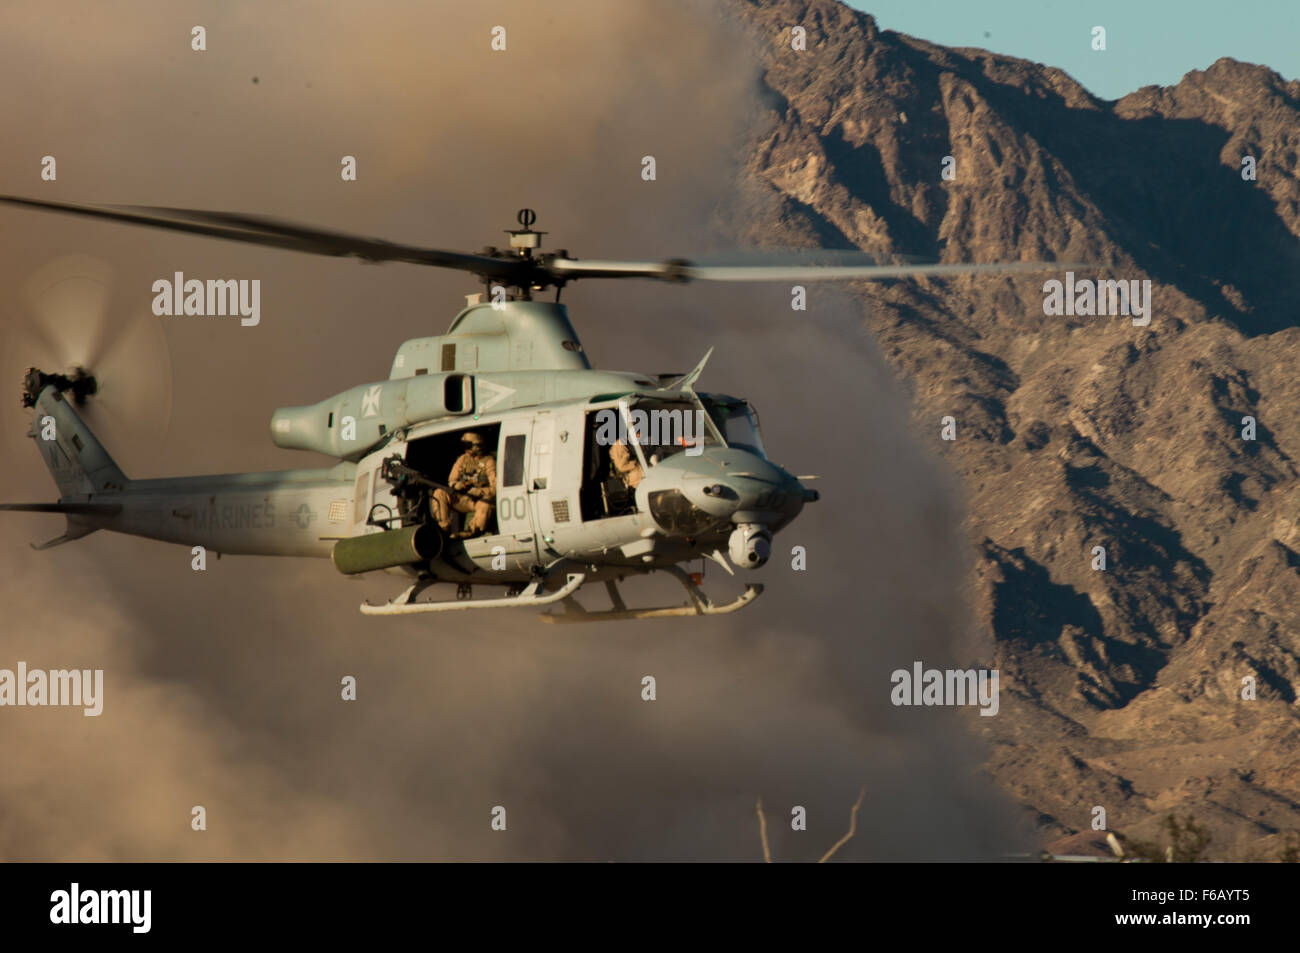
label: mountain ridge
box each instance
[730,0,1300,858]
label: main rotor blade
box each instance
[0,195,1075,288]
[548,256,1072,283]
[0,195,522,279]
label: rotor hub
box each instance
[21,366,97,408]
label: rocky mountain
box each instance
[730,0,1300,858]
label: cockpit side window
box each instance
[624,398,719,465]
[703,397,766,457]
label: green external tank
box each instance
[331,524,442,575]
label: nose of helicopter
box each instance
[636,446,813,539]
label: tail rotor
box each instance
[2,254,173,465]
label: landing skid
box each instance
[360,572,586,616]
[540,567,763,624]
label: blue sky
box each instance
[846,0,1300,100]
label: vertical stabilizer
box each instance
[28,385,128,499]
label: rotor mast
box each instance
[478,208,560,301]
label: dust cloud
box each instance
[0,0,1025,860]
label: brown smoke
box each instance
[0,0,1026,860]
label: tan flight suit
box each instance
[611,441,642,489]
[432,450,497,536]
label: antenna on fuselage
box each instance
[507,208,545,258]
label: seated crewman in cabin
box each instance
[610,439,643,490]
[431,432,496,539]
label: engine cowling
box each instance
[270,373,473,459]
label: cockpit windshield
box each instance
[623,398,720,465]
[702,397,766,457]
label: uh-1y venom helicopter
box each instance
[0,196,1052,620]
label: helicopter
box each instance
[0,197,1053,621]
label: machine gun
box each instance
[373,454,458,529]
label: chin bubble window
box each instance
[647,489,724,537]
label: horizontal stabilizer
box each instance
[0,502,121,550]
[0,502,123,516]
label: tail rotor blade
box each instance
[2,254,173,468]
